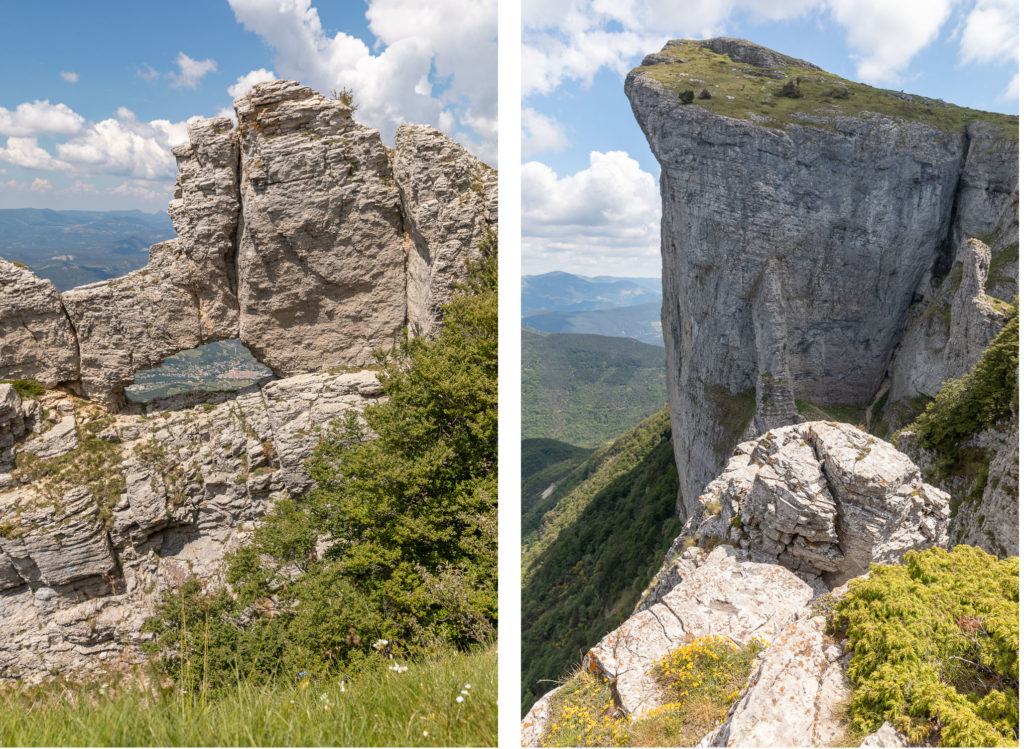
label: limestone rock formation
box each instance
[0,259,79,388]
[393,124,498,337]
[235,81,406,374]
[0,81,495,678]
[625,37,1018,517]
[689,421,950,584]
[900,422,1019,556]
[585,546,813,716]
[885,237,1011,427]
[0,372,381,678]
[699,617,849,747]
[1,79,495,412]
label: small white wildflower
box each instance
[339,681,346,693]
[460,689,469,696]
[373,638,389,650]
[320,692,328,701]
[456,695,464,703]
[464,683,471,689]
[423,730,429,737]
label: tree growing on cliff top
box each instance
[145,235,497,687]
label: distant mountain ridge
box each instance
[522,271,661,316]
[0,208,174,290]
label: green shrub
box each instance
[832,546,1019,747]
[697,88,711,100]
[679,90,694,105]
[1,379,45,398]
[779,78,802,98]
[912,301,1018,474]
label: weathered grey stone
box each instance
[167,116,241,341]
[0,259,79,388]
[859,721,909,747]
[703,617,849,747]
[692,421,950,584]
[626,38,1017,517]
[19,414,78,460]
[235,80,406,374]
[393,124,497,337]
[0,370,383,678]
[0,384,24,471]
[902,422,1019,557]
[61,241,212,410]
[520,685,561,748]
[0,486,116,587]
[886,238,1010,425]
[584,545,813,716]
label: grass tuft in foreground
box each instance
[0,646,496,747]
[541,635,764,747]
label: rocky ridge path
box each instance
[522,421,950,747]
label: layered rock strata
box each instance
[2,80,496,410]
[626,37,1018,517]
[689,421,950,585]
[0,372,381,678]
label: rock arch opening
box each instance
[125,339,272,404]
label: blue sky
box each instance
[0,0,496,211]
[522,0,1020,277]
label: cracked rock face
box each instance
[393,124,498,337]
[0,259,80,388]
[235,81,406,374]
[700,616,849,747]
[585,545,813,717]
[0,371,381,679]
[885,237,1012,425]
[626,38,1018,517]
[0,80,495,411]
[692,421,950,584]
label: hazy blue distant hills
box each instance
[0,208,174,290]
[522,271,661,316]
[523,301,663,346]
[522,271,663,346]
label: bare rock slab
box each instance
[235,80,407,374]
[0,259,79,388]
[584,545,813,716]
[393,124,497,337]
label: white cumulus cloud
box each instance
[828,0,954,83]
[55,108,189,180]
[60,71,79,83]
[228,68,278,98]
[0,137,70,171]
[522,108,569,156]
[227,0,496,160]
[169,52,218,88]
[959,0,1019,67]
[0,101,85,137]
[522,150,662,275]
